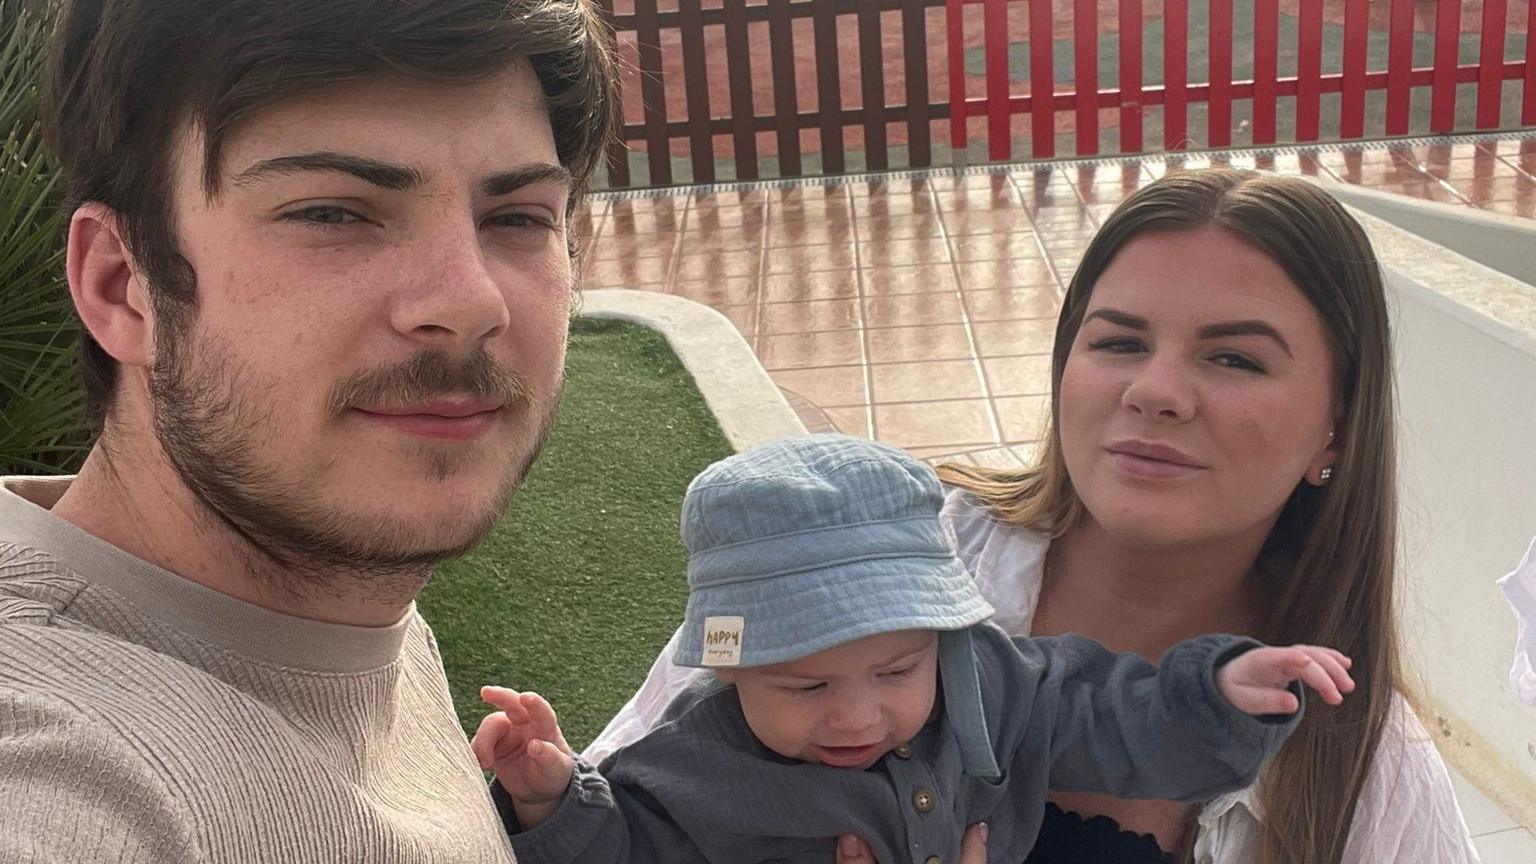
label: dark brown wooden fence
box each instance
[597,0,1536,190]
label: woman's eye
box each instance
[1211,352,1265,373]
[1088,337,1145,354]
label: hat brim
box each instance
[673,554,993,668]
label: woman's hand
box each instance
[836,822,988,863]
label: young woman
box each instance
[587,170,1479,864]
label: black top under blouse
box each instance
[1024,803,1176,864]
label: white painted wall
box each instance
[1387,262,1536,824]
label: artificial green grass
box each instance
[418,317,734,748]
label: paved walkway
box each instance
[577,135,1536,468]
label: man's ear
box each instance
[67,203,154,368]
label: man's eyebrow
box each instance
[481,163,574,197]
[1083,307,1149,329]
[231,152,423,191]
[1196,320,1293,357]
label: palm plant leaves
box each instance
[1,0,92,474]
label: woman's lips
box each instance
[1106,440,1207,479]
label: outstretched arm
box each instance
[1026,634,1349,802]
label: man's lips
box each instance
[353,401,505,440]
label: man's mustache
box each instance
[326,348,533,415]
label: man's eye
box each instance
[484,212,556,231]
[284,206,361,228]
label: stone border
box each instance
[1319,179,1536,301]
[578,289,806,452]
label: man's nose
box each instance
[388,225,511,349]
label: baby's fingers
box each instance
[470,712,511,770]
[1235,682,1301,715]
[481,685,532,722]
[1291,654,1344,705]
[520,692,573,756]
[1295,646,1354,704]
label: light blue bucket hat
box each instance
[673,433,1001,779]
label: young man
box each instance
[0,1,615,860]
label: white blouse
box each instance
[586,489,1482,863]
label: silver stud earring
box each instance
[1320,467,1333,483]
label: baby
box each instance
[473,435,1353,864]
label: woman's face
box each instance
[1058,225,1338,553]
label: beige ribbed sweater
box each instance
[0,476,516,863]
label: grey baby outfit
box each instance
[495,435,1301,864]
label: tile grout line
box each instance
[844,185,879,441]
[931,182,1006,447]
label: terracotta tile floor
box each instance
[577,136,1536,465]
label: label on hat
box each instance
[701,616,745,667]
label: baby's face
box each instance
[718,630,939,770]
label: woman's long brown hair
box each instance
[938,170,1400,864]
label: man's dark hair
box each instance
[42,0,618,422]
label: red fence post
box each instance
[1208,0,1233,148]
[1075,0,1099,154]
[1119,0,1143,152]
[1475,0,1509,128]
[947,0,967,150]
[1340,0,1368,139]
[1163,0,1189,149]
[1527,0,1536,125]
[1073,0,1099,156]
[985,0,1012,160]
[1028,0,1056,158]
[1252,0,1279,145]
[1385,0,1414,135]
[1430,0,1462,133]
[1295,0,1323,141]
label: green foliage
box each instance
[419,318,734,747]
[0,0,92,475]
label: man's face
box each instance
[148,62,572,575]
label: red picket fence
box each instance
[598,0,1536,189]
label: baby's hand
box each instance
[1217,645,1355,716]
[471,686,575,830]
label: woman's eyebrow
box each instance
[1197,320,1293,357]
[1083,307,1148,329]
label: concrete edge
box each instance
[1293,178,1536,352]
[577,289,807,452]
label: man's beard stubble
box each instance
[147,306,556,605]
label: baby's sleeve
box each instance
[1019,633,1301,802]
